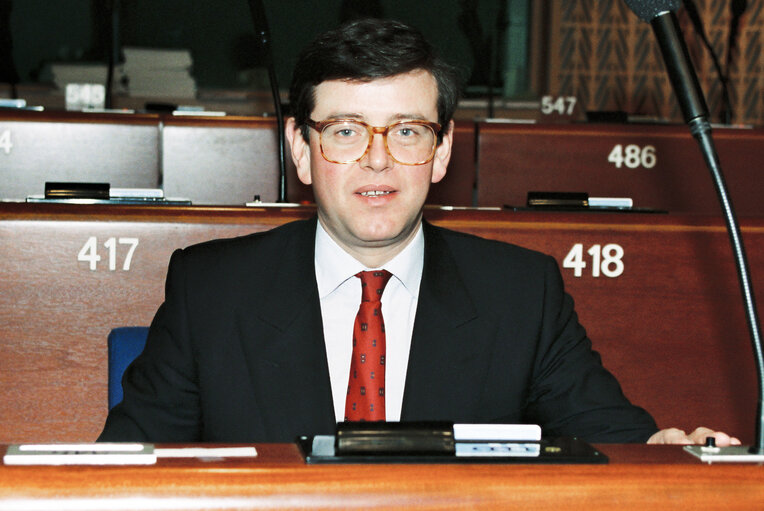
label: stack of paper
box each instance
[123,47,197,98]
[44,63,126,93]
[3,443,258,465]
[3,443,156,465]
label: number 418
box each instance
[563,243,624,278]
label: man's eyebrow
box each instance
[390,113,429,122]
[320,112,364,120]
[319,113,431,122]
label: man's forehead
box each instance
[311,70,439,121]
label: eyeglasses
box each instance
[305,118,442,165]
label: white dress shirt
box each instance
[314,221,423,422]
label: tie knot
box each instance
[357,270,392,302]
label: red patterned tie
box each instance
[345,270,392,421]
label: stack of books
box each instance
[122,47,197,99]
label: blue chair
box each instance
[107,326,149,410]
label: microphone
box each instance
[0,0,20,97]
[623,0,707,124]
[105,0,122,110]
[682,0,731,124]
[247,0,287,203]
[624,0,764,458]
[724,0,748,123]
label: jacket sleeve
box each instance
[523,255,658,443]
[98,248,203,442]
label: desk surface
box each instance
[1,444,762,510]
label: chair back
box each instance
[107,326,149,409]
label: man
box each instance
[99,18,737,446]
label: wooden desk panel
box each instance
[161,115,286,205]
[1,444,763,510]
[0,111,160,200]
[1,204,762,445]
[476,122,764,215]
[0,205,312,443]
[428,120,476,207]
[437,211,763,444]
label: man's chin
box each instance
[354,222,421,248]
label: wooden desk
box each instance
[476,121,764,215]
[1,204,762,444]
[0,110,160,200]
[160,115,286,204]
[1,444,762,510]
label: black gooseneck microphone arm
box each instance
[624,0,764,454]
[105,0,121,110]
[681,0,732,123]
[247,0,286,203]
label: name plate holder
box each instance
[299,422,607,464]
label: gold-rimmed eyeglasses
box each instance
[305,118,442,165]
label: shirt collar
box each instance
[314,221,424,299]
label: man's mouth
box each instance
[359,190,393,197]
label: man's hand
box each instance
[647,427,742,446]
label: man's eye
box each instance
[330,125,362,138]
[394,125,423,138]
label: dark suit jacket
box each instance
[99,217,657,443]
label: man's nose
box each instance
[361,133,393,172]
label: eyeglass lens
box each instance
[320,121,436,164]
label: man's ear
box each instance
[430,120,453,184]
[285,117,312,185]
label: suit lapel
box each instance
[401,223,489,421]
[236,217,336,439]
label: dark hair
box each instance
[289,18,462,141]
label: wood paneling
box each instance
[0,110,160,200]
[476,121,764,215]
[1,204,761,444]
[161,115,284,204]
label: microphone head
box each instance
[623,0,681,21]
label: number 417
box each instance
[78,237,139,271]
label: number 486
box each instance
[607,144,656,169]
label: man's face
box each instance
[287,70,453,265]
